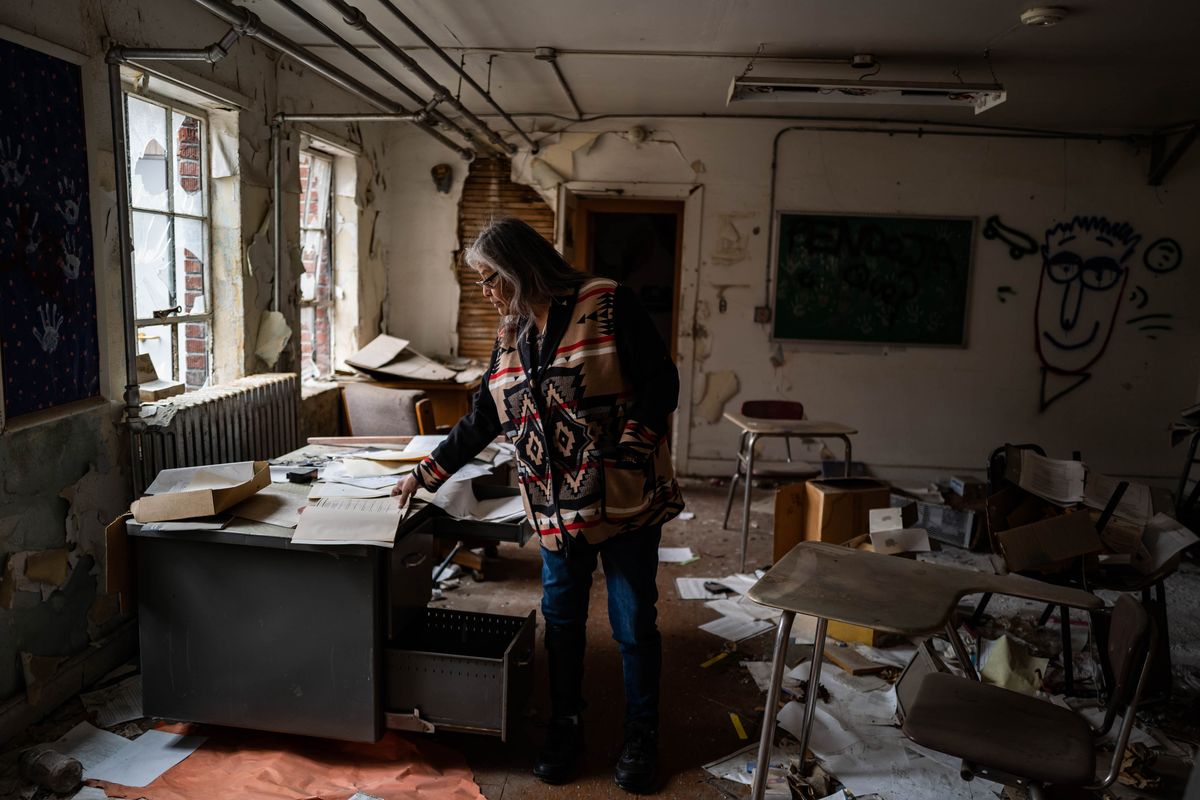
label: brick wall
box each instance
[182,248,207,389]
[456,157,555,360]
[176,117,201,193]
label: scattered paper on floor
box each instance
[674,576,723,599]
[80,675,143,727]
[699,614,772,642]
[658,547,696,563]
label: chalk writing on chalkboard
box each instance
[772,213,974,346]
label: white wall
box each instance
[390,119,1200,485]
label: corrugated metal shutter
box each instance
[455,157,555,360]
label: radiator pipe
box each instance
[321,0,517,156]
[271,0,480,150]
[373,0,538,152]
[279,113,419,123]
[271,121,283,314]
[112,28,240,64]
[106,57,143,427]
[187,0,473,159]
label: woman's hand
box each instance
[391,474,419,509]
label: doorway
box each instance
[572,198,684,358]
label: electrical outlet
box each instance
[753,306,772,323]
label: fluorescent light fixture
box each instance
[727,76,1007,114]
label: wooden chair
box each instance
[722,400,821,530]
[341,383,436,436]
[901,594,1155,800]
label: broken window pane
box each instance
[138,323,172,384]
[132,210,172,319]
[300,151,332,228]
[299,149,335,380]
[126,95,169,212]
[299,305,332,381]
[174,216,206,315]
[173,112,205,217]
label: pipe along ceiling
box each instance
[188,0,537,158]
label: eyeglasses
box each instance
[475,271,501,289]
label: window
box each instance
[124,93,211,390]
[298,149,335,380]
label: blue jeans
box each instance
[540,525,662,726]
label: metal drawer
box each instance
[409,485,532,545]
[384,608,535,741]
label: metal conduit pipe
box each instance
[187,0,473,159]
[271,0,479,150]
[320,0,517,155]
[372,0,538,152]
[279,113,418,123]
[534,47,582,120]
[106,58,143,425]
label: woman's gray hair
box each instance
[465,216,586,338]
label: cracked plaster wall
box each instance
[0,0,396,703]
[389,117,1200,484]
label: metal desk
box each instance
[722,412,858,570]
[744,542,1104,800]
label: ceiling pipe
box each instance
[319,0,517,156]
[533,47,582,120]
[372,0,538,152]
[186,0,473,159]
[271,0,482,152]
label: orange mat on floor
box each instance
[92,724,485,800]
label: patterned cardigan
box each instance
[414,278,684,550]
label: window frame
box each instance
[298,146,337,381]
[122,88,214,389]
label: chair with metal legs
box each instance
[901,594,1155,800]
[721,401,820,571]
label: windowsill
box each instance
[2,396,113,434]
[301,379,340,400]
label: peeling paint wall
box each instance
[386,117,1200,485]
[0,0,399,704]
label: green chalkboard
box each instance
[772,213,975,345]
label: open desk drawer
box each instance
[410,485,532,545]
[385,608,535,741]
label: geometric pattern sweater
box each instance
[415,277,684,550]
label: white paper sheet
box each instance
[346,334,409,369]
[322,459,415,480]
[417,480,525,522]
[228,484,309,528]
[674,577,724,600]
[1017,450,1085,505]
[80,675,143,727]
[144,462,255,495]
[291,498,403,547]
[404,435,449,453]
[657,547,695,563]
[88,729,206,787]
[308,482,393,499]
[355,449,432,462]
[701,742,796,786]
[1137,513,1200,572]
[54,722,132,771]
[326,474,406,490]
[140,518,227,532]
[706,596,781,622]
[777,702,859,755]
[444,461,498,484]
[699,614,772,642]
[868,527,931,555]
[1083,472,1153,523]
[719,573,760,595]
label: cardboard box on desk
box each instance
[130,461,271,523]
[804,478,890,544]
[998,511,1101,573]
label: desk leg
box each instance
[740,432,758,572]
[751,611,796,800]
[797,617,828,768]
[838,434,852,477]
[945,621,979,681]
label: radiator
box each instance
[132,373,299,494]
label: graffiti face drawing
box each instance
[1035,216,1140,375]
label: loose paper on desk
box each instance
[699,614,772,642]
[346,334,409,370]
[1135,513,1199,573]
[404,435,448,453]
[291,497,405,547]
[1083,472,1153,524]
[308,482,392,499]
[144,461,255,494]
[228,484,308,528]
[415,480,525,522]
[1017,451,1085,505]
[323,458,415,480]
[355,449,432,462]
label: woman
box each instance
[394,216,683,792]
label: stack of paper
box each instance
[291,497,407,547]
[1016,450,1085,505]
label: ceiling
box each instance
[233,0,1200,136]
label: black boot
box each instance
[533,714,584,784]
[614,720,659,793]
[535,623,587,784]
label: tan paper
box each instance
[227,484,310,529]
[868,528,931,555]
[131,462,271,523]
[291,497,404,547]
[346,334,410,370]
[355,450,432,462]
